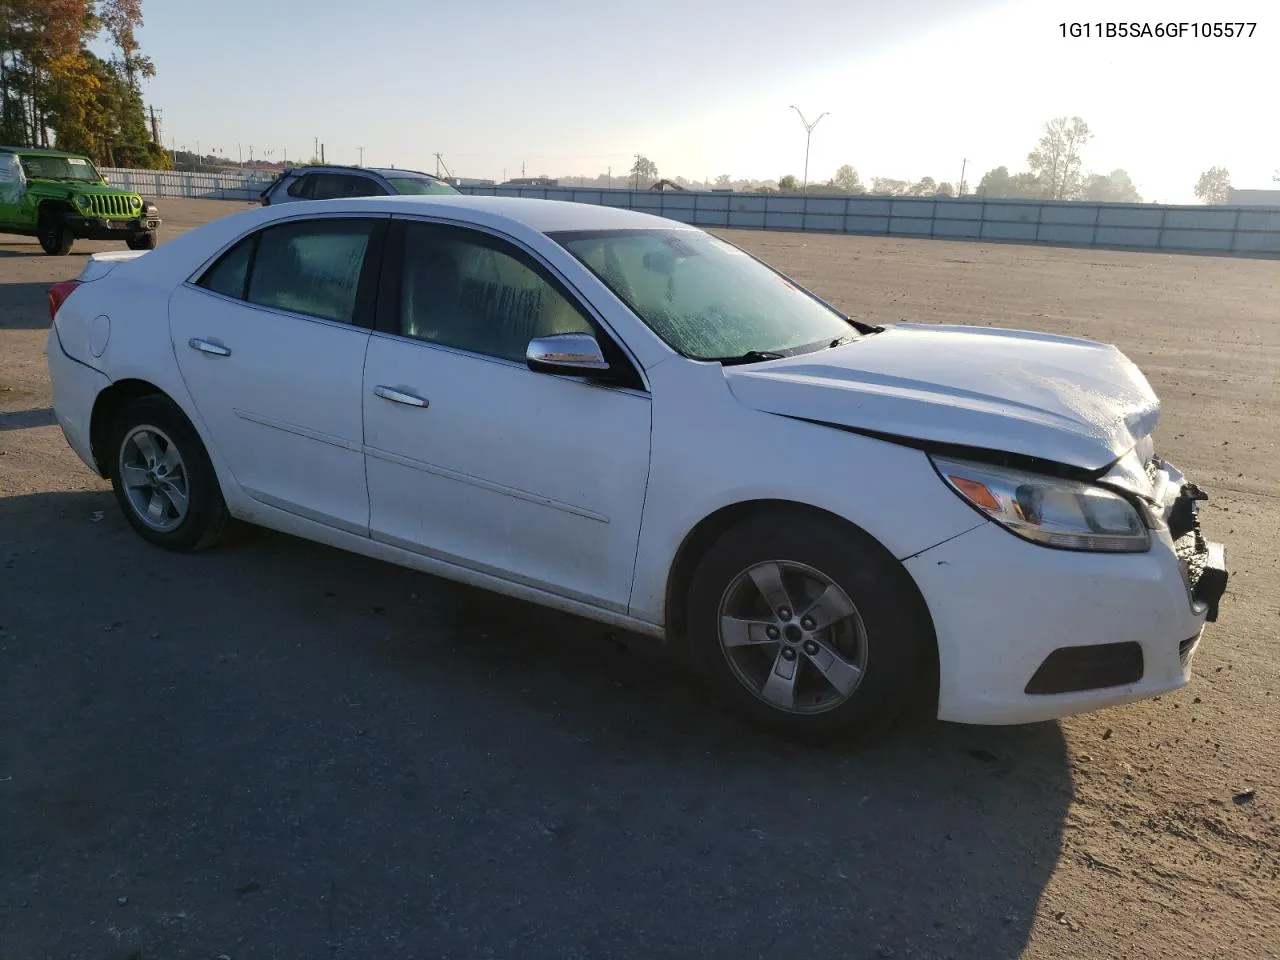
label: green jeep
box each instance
[0,146,161,256]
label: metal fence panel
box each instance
[96,169,1279,257]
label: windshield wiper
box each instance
[703,350,787,366]
[829,335,857,348]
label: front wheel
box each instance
[107,394,229,552]
[686,510,933,742]
[37,210,73,255]
[127,232,157,251]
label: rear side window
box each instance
[244,218,375,324]
[285,174,313,199]
[307,173,384,200]
[196,235,257,299]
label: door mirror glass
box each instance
[526,333,611,375]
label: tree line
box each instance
[0,0,168,168]
[613,118,1147,203]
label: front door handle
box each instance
[189,338,231,357]
[374,385,429,408]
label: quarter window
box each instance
[244,219,375,324]
[396,223,593,362]
[196,234,256,299]
[285,175,313,199]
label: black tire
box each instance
[37,208,74,256]
[107,394,229,552]
[127,232,158,251]
[686,509,933,743]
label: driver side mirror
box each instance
[526,333,611,376]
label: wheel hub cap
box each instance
[717,559,869,715]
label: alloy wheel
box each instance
[717,559,869,714]
[118,424,190,533]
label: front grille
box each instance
[87,194,136,218]
[1179,635,1201,667]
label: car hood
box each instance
[723,322,1160,471]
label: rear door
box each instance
[169,214,387,534]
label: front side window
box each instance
[245,219,374,324]
[553,228,857,361]
[385,176,460,196]
[397,223,592,361]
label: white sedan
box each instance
[45,195,1228,739]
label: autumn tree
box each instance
[0,0,165,166]
[1194,167,1232,204]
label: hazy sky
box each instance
[130,0,1276,202]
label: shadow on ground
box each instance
[0,282,55,330]
[0,407,55,431]
[1,490,1073,960]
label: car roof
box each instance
[283,164,443,181]
[293,194,693,233]
[0,145,91,159]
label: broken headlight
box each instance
[931,456,1151,553]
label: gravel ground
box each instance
[2,199,1277,959]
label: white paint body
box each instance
[46,196,1214,725]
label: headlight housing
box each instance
[75,194,91,210]
[931,456,1151,553]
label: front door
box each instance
[169,215,385,535]
[361,219,652,611]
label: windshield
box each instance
[552,228,856,360]
[386,176,460,196]
[19,154,102,182]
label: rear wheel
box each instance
[37,208,73,255]
[686,510,932,742]
[107,395,228,552]
[127,232,157,251]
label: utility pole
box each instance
[789,106,829,193]
[959,158,968,196]
[314,137,319,162]
[321,143,325,164]
[607,165,611,188]
[237,143,242,165]
[357,146,364,166]
[521,160,526,178]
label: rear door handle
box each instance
[374,385,429,408]
[188,338,231,357]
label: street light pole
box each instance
[789,105,829,193]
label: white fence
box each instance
[101,168,1280,256]
[102,166,275,202]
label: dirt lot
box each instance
[2,199,1277,959]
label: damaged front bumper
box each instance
[1152,465,1229,624]
[904,453,1229,726]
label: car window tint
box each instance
[398,224,593,362]
[285,175,313,198]
[245,219,373,324]
[196,234,256,299]
[347,176,384,197]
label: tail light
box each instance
[48,279,81,321]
